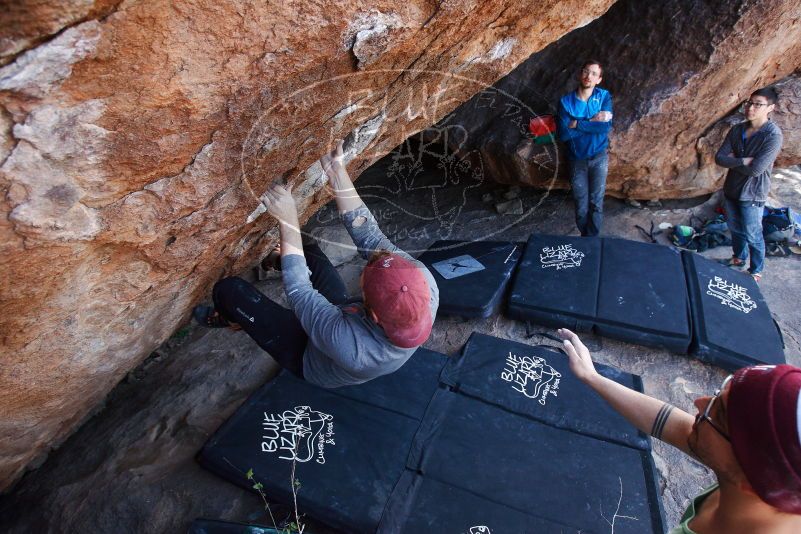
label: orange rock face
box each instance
[0,0,617,490]
[0,0,121,67]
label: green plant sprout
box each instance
[246,467,305,534]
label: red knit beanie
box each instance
[728,364,801,513]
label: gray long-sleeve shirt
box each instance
[280,204,439,388]
[715,120,783,203]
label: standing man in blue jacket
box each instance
[557,60,613,237]
[715,87,783,283]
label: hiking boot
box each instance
[718,256,746,270]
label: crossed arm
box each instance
[557,93,613,141]
[715,131,753,170]
[556,328,696,454]
[715,127,782,175]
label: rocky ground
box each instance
[1,154,799,533]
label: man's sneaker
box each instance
[718,256,746,270]
[750,272,762,283]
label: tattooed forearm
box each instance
[651,403,675,440]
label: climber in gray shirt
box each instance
[714,86,783,282]
[195,141,439,388]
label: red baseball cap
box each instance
[728,364,801,513]
[361,253,432,348]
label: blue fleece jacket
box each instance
[557,87,613,160]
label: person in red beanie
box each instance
[194,141,439,388]
[556,328,801,533]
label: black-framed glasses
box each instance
[743,100,770,108]
[695,374,733,442]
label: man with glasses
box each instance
[557,327,801,533]
[715,87,783,283]
[556,60,613,237]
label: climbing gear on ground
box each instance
[635,221,661,243]
[762,206,797,243]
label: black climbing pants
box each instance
[212,241,349,379]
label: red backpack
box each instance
[528,115,556,144]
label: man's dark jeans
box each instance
[212,242,349,378]
[569,151,608,237]
[724,196,765,275]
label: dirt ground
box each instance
[1,156,799,534]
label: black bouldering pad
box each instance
[596,238,691,353]
[197,373,420,534]
[507,234,601,330]
[683,251,785,371]
[378,472,582,533]
[440,332,649,449]
[187,519,280,534]
[326,347,448,420]
[417,240,522,318]
[406,389,666,533]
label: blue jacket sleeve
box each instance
[576,92,612,134]
[557,100,580,141]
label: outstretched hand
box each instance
[261,182,298,225]
[556,328,599,384]
[320,140,345,178]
